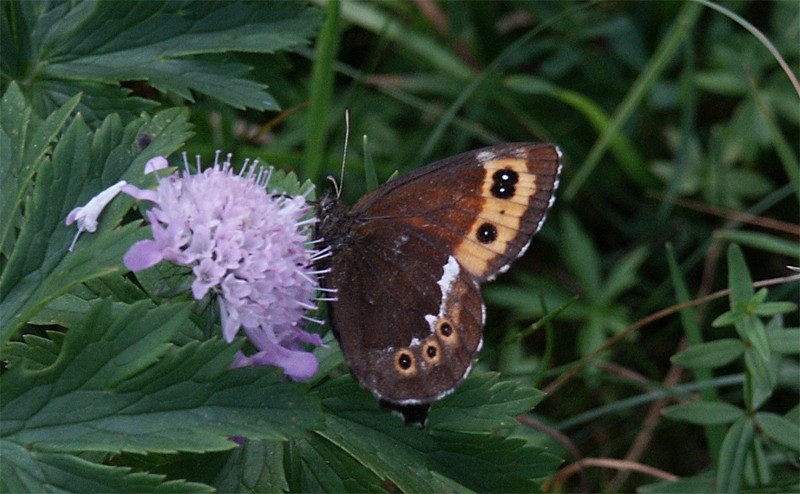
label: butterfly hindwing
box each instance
[327,223,483,404]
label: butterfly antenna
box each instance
[324,109,350,199]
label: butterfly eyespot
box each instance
[423,341,441,364]
[491,168,518,199]
[477,223,498,244]
[394,350,417,376]
[438,321,454,338]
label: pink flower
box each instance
[67,152,327,381]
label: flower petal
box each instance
[124,239,165,271]
[145,156,169,174]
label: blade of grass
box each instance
[746,72,800,202]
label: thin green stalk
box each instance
[666,243,725,464]
[304,0,341,180]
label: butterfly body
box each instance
[316,143,562,415]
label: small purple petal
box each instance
[124,239,164,271]
[144,156,169,174]
[121,184,159,203]
[231,347,319,382]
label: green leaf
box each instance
[2,330,65,370]
[671,339,744,368]
[740,316,771,362]
[312,375,558,493]
[755,412,800,453]
[0,83,81,259]
[599,246,649,303]
[745,436,771,486]
[727,244,754,308]
[638,475,716,493]
[754,302,798,317]
[718,230,800,258]
[744,346,777,410]
[4,1,322,119]
[560,213,601,298]
[717,417,754,494]
[0,440,211,494]
[287,435,385,492]
[712,309,741,328]
[662,401,744,425]
[427,372,545,432]
[1,300,323,454]
[210,440,292,493]
[767,328,800,354]
[0,103,191,346]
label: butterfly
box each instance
[315,143,562,423]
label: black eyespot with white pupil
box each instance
[426,345,437,358]
[491,168,519,199]
[477,222,497,243]
[398,353,412,369]
[439,322,453,337]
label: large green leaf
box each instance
[1,0,322,119]
[427,372,545,432]
[0,87,191,345]
[1,300,323,455]
[0,440,211,494]
[293,375,559,493]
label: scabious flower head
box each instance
[120,152,327,381]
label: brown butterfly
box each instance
[316,143,562,423]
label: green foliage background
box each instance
[1,1,798,492]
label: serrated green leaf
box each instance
[1,300,323,454]
[430,431,559,492]
[313,375,558,493]
[0,106,191,346]
[717,417,754,493]
[0,439,212,494]
[209,440,292,493]
[2,331,64,370]
[6,1,321,119]
[428,372,545,432]
[287,435,384,493]
[662,401,744,425]
[671,339,744,368]
[0,83,82,260]
[755,412,800,453]
[767,328,800,354]
[315,377,466,493]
